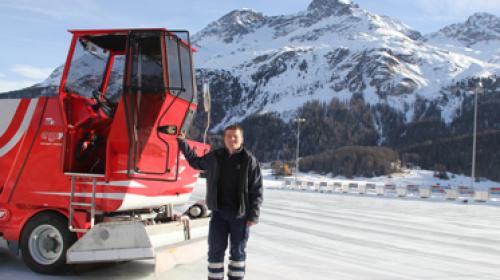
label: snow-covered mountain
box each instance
[425,12,500,64]
[12,0,498,130]
[192,0,500,130]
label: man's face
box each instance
[224,129,243,153]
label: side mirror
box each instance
[202,81,211,113]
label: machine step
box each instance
[67,174,97,232]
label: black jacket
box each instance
[178,139,264,223]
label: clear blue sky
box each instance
[1,0,499,92]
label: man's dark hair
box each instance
[224,124,244,136]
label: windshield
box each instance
[129,34,165,93]
[165,32,196,103]
[64,38,110,97]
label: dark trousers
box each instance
[207,209,249,280]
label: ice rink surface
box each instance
[1,176,500,279]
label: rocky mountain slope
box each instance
[192,0,500,131]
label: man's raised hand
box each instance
[177,132,186,140]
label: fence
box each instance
[276,179,500,203]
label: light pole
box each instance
[471,80,483,189]
[294,118,306,184]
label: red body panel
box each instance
[0,96,206,240]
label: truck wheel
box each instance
[186,202,208,219]
[20,212,76,274]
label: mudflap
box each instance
[66,217,209,274]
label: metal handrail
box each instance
[68,174,98,233]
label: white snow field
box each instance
[1,172,500,279]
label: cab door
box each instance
[123,31,196,181]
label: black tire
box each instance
[20,212,76,275]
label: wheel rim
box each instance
[28,224,64,265]
[189,205,202,218]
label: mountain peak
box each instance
[192,8,266,44]
[219,9,266,26]
[307,0,352,10]
[465,12,500,26]
[427,12,500,47]
[307,0,354,16]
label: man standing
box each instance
[177,124,263,280]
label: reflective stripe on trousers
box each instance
[208,262,224,280]
[228,260,245,280]
[207,261,246,280]
[208,209,249,280]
